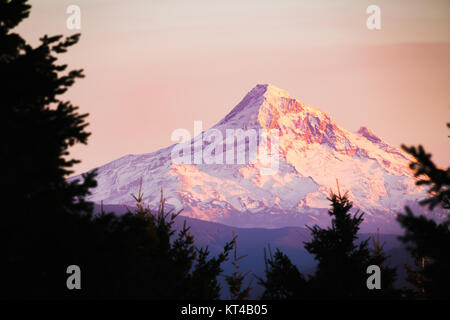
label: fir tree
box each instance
[367,229,399,298]
[259,188,399,300]
[304,188,371,299]
[225,232,252,300]
[258,244,308,299]
[86,183,233,299]
[0,0,96,298]
[396,126,450,299]
[0,1,233,299]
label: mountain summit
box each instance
[71,84,431,232]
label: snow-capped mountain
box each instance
[71,84,433,232]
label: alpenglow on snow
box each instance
[70,84,434,232]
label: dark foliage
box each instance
[367,230,399,298]
[396,126,450,299]
[258,245,308,299]
[1,0,95,298]
[1,0,231,299]
[259,190,398,299]
[398,208,450,299]
[304,191,372,299]
[401,144,450,210]
[225,232,252,300]
[84,189,234,299]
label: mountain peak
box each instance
[73,83,430,232]
[216,84,294,127]
[243,84,294,107]
[256,83,292,99]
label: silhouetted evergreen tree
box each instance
[397,132,450,299]
[304,190,371,299]
[86,187,233,299]
[1,1,232,299]
[0,0,97,298]
[367,229,399,298]
[259,191,399,299]
[258,245,308,299]
[225,232,252,300]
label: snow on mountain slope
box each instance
[70,84,434,232]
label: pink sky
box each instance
[16,0,450,174]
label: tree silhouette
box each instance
[88,186,234,299]
[1,0,97,298]
[259,188,399,299]
[258,244,308,299]
[367,229,399,298]
[402,143,450,210]
[397,135,450,299]
[0,1,233,299]
[225,232,252,300]
[304,189,371,299]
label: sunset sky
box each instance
[16,0,450,174]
